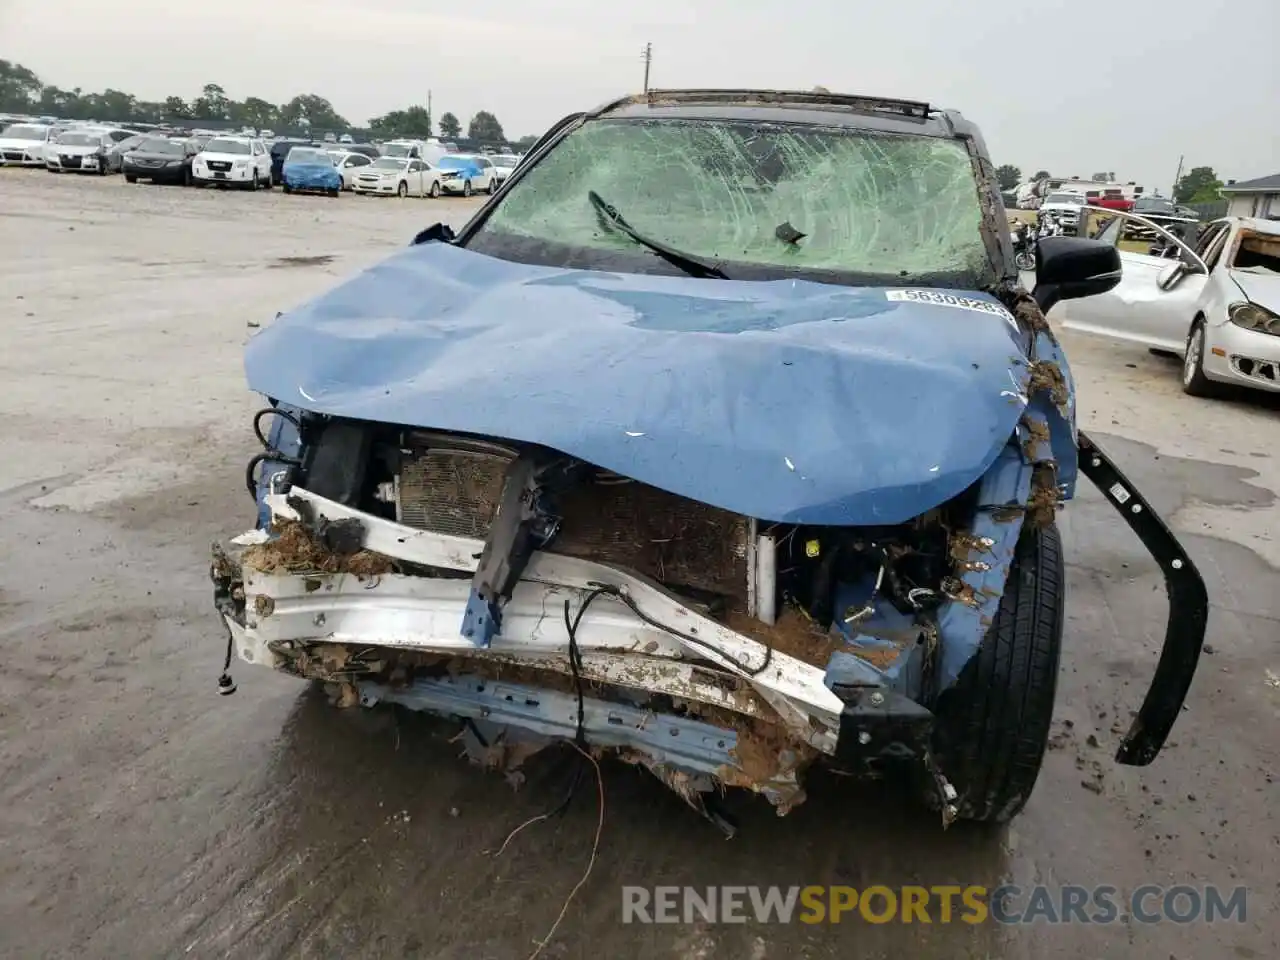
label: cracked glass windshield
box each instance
[476,117,989,282]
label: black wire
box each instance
[245,408,303,497]
[220,625,234,672]
[563,586,611,747]
[582,582,775,677]
[253,407,301,447]
[527,587,609,819]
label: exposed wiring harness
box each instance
[497,579,776,841]
[245,407,303,497]
[586,581,775,677]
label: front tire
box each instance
[1181,319,1220,397]
[931,522,1064,823]
[428,180,440,199]
[125,174,137,184]
[487,177,497,195]
[397,181,408,198]
[462,180,473,197]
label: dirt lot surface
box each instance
[1,169,1277,960]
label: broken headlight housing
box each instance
[1228,301,1280,336]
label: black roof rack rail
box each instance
[611,88,933,120]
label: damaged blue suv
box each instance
[213,90,1207,831]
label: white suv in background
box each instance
[1038,191,1087,233]
[191,136,273,189]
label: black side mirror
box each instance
[1033,236,1122,314]
[411,222,456,246]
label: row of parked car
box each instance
[0,120,523,199]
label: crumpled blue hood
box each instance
[246,242,1032,525]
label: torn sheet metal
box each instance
[245,242,1036,525]
[826,576,929,693]
[935,441,1033,691]
[244,487,845,748]
[359,673,809,812]
[266,488,849,737]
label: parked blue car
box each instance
[281,146,341,196]
[216,90,1207,833]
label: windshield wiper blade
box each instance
[587,191,728,280]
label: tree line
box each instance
[0,59,532,145]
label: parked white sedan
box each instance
[351,157,443,198]
[1054,211,1280,396]
[490,153,519,185]
[329,150,375,190]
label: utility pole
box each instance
[1171,154,1184,199]
[427,89,433,134]
[642,42,652,93]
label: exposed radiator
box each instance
[395,434,752,601]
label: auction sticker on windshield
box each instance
[885,289,1017,322]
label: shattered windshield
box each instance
[470,117,991,283]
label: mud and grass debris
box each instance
[724,607,839,669]
[241,519,393,577]
[1027,360,1070,408]
[949,531,995,566]
[1026,466,1061,528]
[1020,416,1052,461]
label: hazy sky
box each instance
[3,0,1276,191]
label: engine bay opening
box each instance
[258,418,978,675]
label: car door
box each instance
[342,154,369,188]
[1053,209,1210,353]
[476,157,493,189]
[407,160,426,194]
[418,161,439,194]
[1193,220,1241,336]
[252,141,268,178]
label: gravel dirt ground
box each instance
[1,169,1276,960]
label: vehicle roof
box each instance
[587,89,969,140]
[1226,216,1280,236]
